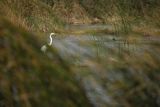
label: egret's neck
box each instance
[48,33,54,46]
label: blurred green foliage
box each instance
[0,17,91,107]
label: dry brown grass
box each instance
[0,3,30,30]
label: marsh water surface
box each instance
[50,24,160,107]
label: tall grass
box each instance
[1,0,159,32]
[78,0,160,33]
[0,0,64,32]
[115,0,160,34]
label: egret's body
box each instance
[41,45,47,52]
[41,33,55,52]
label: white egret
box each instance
[41,33,56,52]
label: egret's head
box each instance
[50,33,55,36]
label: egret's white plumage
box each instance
[41,33,56,52]
[41,45,47,52]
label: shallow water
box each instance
[64,24,112,31]
[50,25,160,107]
